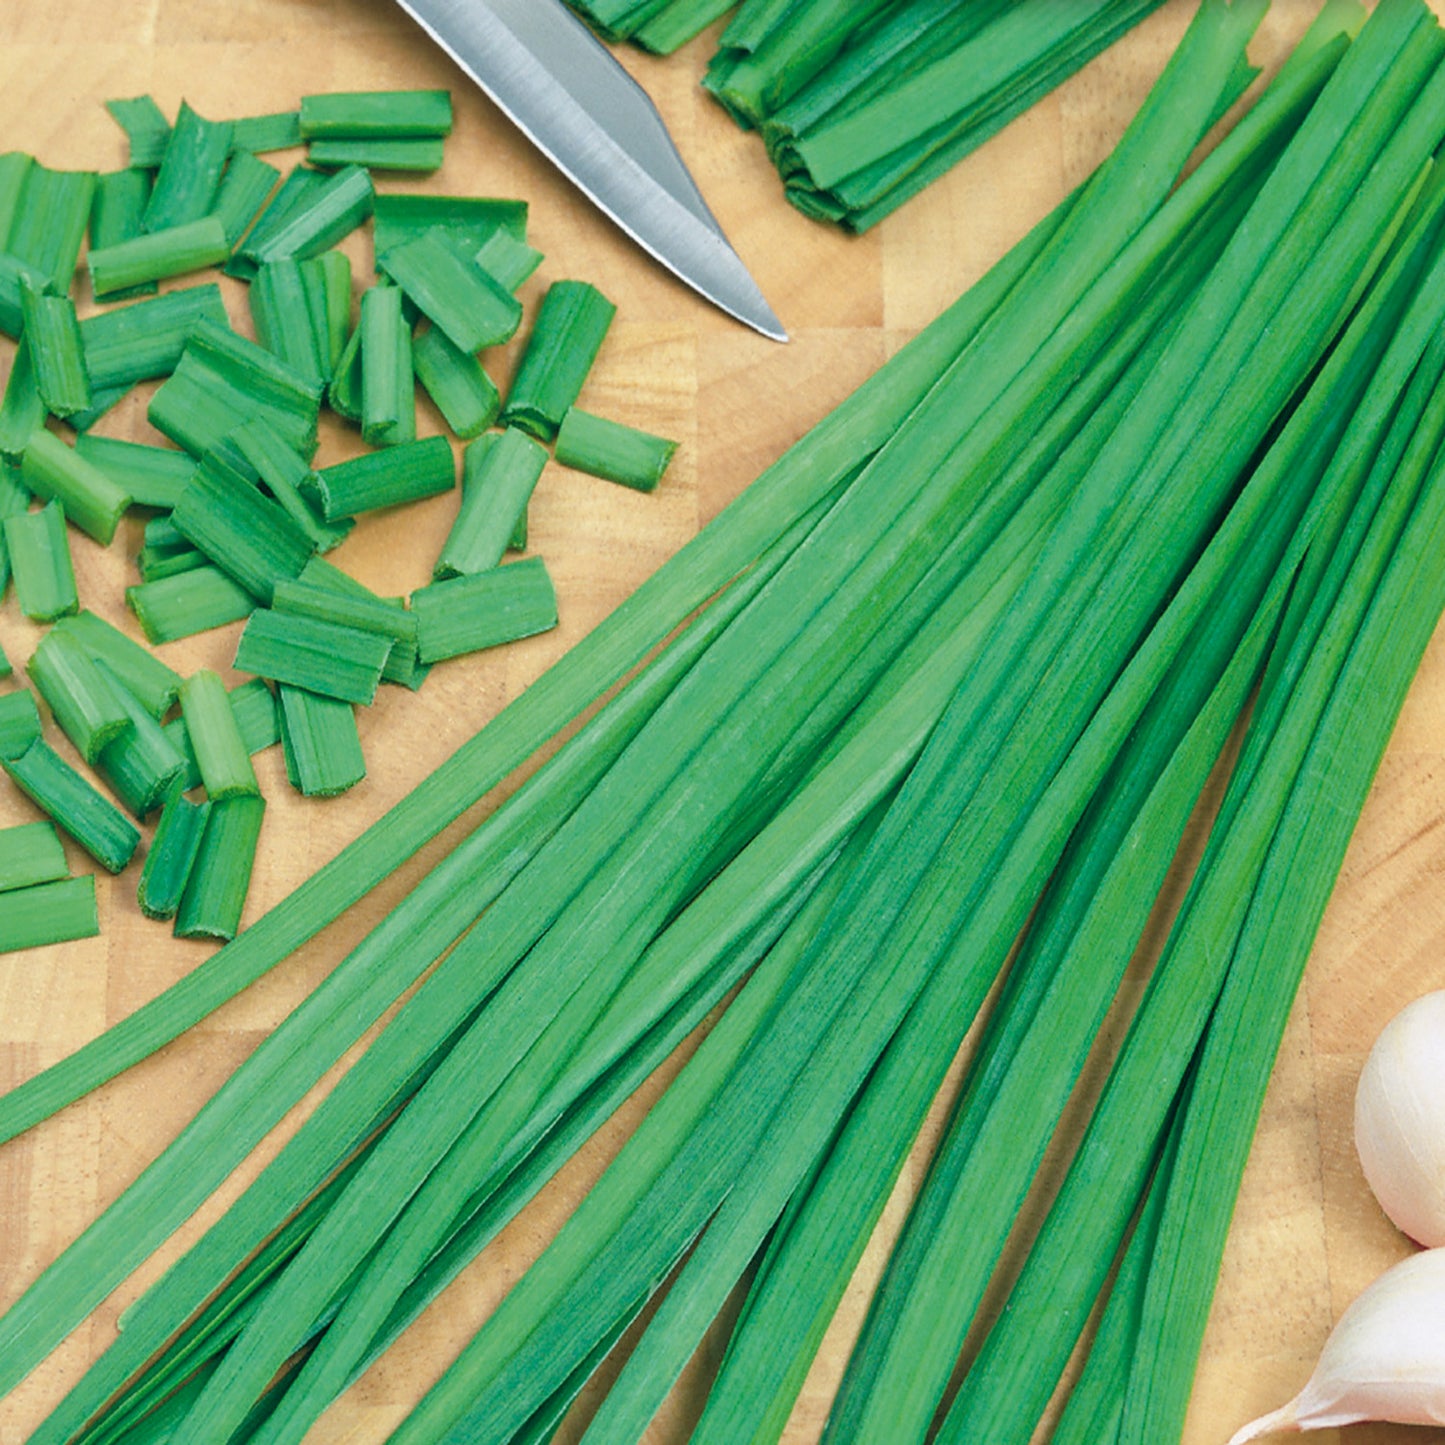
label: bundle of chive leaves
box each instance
[565,0,1171,231]
[4,1,1445,1442]
[0,86,678,956]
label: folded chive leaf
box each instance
[233,607,392,705]
[20,286,91,419]
[151,319,323,460]
[210,150,282,249]
[174,793,264,942]
[143,101,234,232]
[105,96,170,170]
[27,627,135,764]
[93,664,188,818]
[238,163,373,268]
[0,876,98,954]
[89,169,157,301]
[379,227,522,353]
[0,252,50,339]
[0,689,41,760]
[474,229,544,292]
[251,257,327,386]
[299,89,454,139]
[72,435,194,511]
[371,193,528,256]
[229,110,304,155]
[412,323,501,440]
[411,554,558,663]
[88,214,231,298]
[307,138,445,173]
[277,684,366,797]
[137,781,211,921]
[0,821,67,892]
[359,283,416,447]
[5,501,77,621]
[163,677,279,792]
[79,282,229,391]
[307,433,453,521]
[554,406,679,492]
[500,279,616,441]
[171,449,316,605]
[3,734,139,873]
[126,565,254,645]
[52,609,182,718]
[9,163,96,293]
[228,419,352,554]
[0,337,47,466]
[434,428,547,579]
[20,427,131,544]
[179,669,261,801]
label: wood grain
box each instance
[3,3,1445,1443]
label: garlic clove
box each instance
[1227,1249,1445,1442]
[1355,988,1445,1247]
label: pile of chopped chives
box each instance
[0,80,680,952]
[567,0,1170,231]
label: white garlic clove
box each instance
[1355,988,1445,1247]
[1227,1249,1445,1443]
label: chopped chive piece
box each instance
[151,319,323,459]
[272,576,417,652]
[174,793,264,942]
[3,735,139,872]
[308,433,453,520]
[52,609,183,718]
[295,556,429,688]
[229,419,352,553]
[105,96,170,169]
[88,214,230,298]
[234,607,392,705]
[435,428,547,578]
[0,151,30,241]
[223,165,328,279]
[230,110,303,155]
[501,280,616,441]
[20,427,130,544]
[210,150,282,248]
[555,406,678,492]
[308,137,445,172]
[142,513,189,555]
[137,781,211,921]
[27,626,134,764]
[412,554,558,663]
[9,163,96,293]
[73,435,194,511]
[0,641,9,680]
[371,193,527,256]
[0,821,67,892]
[251,257,327,385]
[89,169,157,300]
[412,322,501,439]
[163,677,279,792]
[0,252,51,338]
[94,663,188,817]
[21,285,91,418]
[0,465,26,590]
[0,876,98,954]
[63,385,128,435]
[0,689,41,759]
[172,449,315,604]
[359,283,415,446]
[328,318,362,421]
[0,337,46,465]
[238,163,373,268]
[136,545,207,582]
[304,250,351,373]
[380,228,522,353]
[475,229,544,291]
[180,669,260,800]
[5,501,77,621]
[278,684,366,797]
[509,506,527,553]
[300,89,454,138]
[144,101,234,232]
[79,282,229,391]
[126,565,253,644]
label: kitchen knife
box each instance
[395,0,789,341]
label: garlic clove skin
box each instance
[1227,1249,1445,1443]
[1355,988,1445,1247]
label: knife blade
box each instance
[395,0,789,342]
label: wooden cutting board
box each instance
[2,2,1443,1442]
